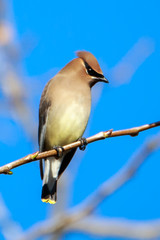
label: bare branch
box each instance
[0,121,160,174]
[71,132,160,216]
[110,37,155,85]
[0,194,23,240]
[17,216,160,240]
[69,216,160,239]
[16,132,160,240]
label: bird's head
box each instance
[76,50,109,87]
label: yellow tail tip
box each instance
[41,198,56,204]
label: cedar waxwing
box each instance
[38,51,109,204]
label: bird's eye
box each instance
[84,61,104,79]
[84,62,95,75]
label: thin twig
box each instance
[16,132,160,240]
[0,121,160,174]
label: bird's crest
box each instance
[76,50,103,75]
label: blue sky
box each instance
[0,0,160,239]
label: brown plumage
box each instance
[76,51,103,74]
[38,51,108,204]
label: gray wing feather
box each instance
[38,95,51,179]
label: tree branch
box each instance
[69,216,160,239]
[16,131,160,240]
[0,121,160,174]
[71,132,160,217]
[17,216,160,240]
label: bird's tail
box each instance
[41,157,60,204]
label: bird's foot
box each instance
[53,146,64,159]
[78,137,88,151]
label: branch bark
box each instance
[0,121,160,174]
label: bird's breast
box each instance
[45,91,91,148]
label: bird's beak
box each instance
[98,75,109,83]
[91,75,109,86]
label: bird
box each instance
[38,50,109,204]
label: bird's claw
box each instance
[78,137,88,151]
[53,146,64,159]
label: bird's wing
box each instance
[38,100,51,150]
[38,93,51,179]
[58,148,77,178]
[39,159,44,180]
